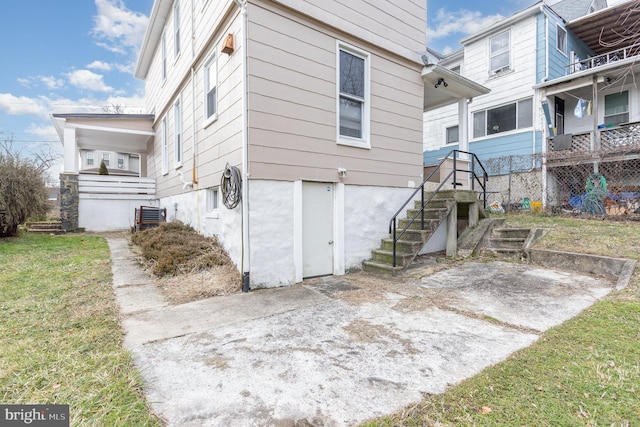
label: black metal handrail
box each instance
[388,150,488,267]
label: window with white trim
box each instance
[117,155,124,169]
[446,126,459,144]
[102,153,110,166]
[207,187,219,212]
[161,32,167,81]
[473,98,533,138]
[605,91,629,126]
[204,54,217,122]
[557,25,567,55]
[86,151,94,166]
[174,98,182,167]
[173,1,180,58]
[161,117,168,175]
[489,30,510,75]
[337,43,370,148]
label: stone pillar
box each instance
[446,202,458,257]
[469,202,479,229]
[59,173,79,231]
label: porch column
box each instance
[62,126,79,173]
[458,98,469,153]
[446,202,458,257]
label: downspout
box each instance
[539,4,549,204]
[191,0,201,231]
[234,0,250,293]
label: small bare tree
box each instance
[0,137,53,237]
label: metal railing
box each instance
[388,150,488,267]
[567,43,640,74]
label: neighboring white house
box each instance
[80,149,141,176]
[423,0,607,169]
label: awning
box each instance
[422,64,490,111]
[51,113,155,154]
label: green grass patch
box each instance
[363,215,640,426]
[0,233,160,426]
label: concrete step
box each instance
[487,237,526,250]
[413,198,452,210]
[406,207,448,221]
[492,227,530,239]
[381,238,424,253]
[397,217,440,231]
[483,248,524,259]
[362,260,404,276]
[394,228,432,242]
[371,249,413,267]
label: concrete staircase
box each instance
[483,227,531,259]
[363,190,481,275]
[26,221,64,234]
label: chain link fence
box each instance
[481,154,640,218]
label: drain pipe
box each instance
[234,0,250,293]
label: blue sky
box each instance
[0,0,628,175]
[427,0,628,54]
[0,0,153,165]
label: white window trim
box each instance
[102,153,110,166]
[173,1,181,59]
[174,97,182,168]
[161,117,169,175]
[206,187,220,219]
[336,41,371,150]
[556,25,568,56]
[117,155,125,169]
[161,31,167,82]
[472,97,533,140]
[445,125,460,145]
[489,30,511,76]
[203,53,218,127]
[86,151,94,166]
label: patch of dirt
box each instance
[128,221,241,305]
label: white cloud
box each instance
[26,124,58,139]
[40,76,65,90]
[67,69,113,93]
[0,93,48,117]
[17,77,32,88]
[87,60,112,71]
[92,0,148,55]
[427,8,505,42]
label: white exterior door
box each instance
[302,182,334,278]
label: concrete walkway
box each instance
[107,238,619,426]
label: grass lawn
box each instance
[364,215,640,427]
[0,233,161,426]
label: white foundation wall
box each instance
[248,180,296,289]
[158,189,243,271]
[344,185,415,271]
[79,197,159,231]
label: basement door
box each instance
[302,182,334,278]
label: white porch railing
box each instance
[77,175,157,231]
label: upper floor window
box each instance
[489,30,510,75]
[604,91,629,126]
[117,155,124,169]
[473,98,533,138]
[86,151,94,166]
[204,54,217,122]
[102,153,110,166]
[174,98,182,167]
[173,1,180,58]
[161,32,167,80]
[446,126,459,144]
[557,25,567,55]
[338,43,370,148]
[161,117,168,175]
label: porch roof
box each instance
[422,64,490,111]
[51,113,155,154]
[567,1,640,55]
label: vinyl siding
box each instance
[246,2,423,187]
[270,0,424,62]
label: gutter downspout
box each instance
[191,0,200,231]
[234,0,250,293]
[540,4,549,206]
